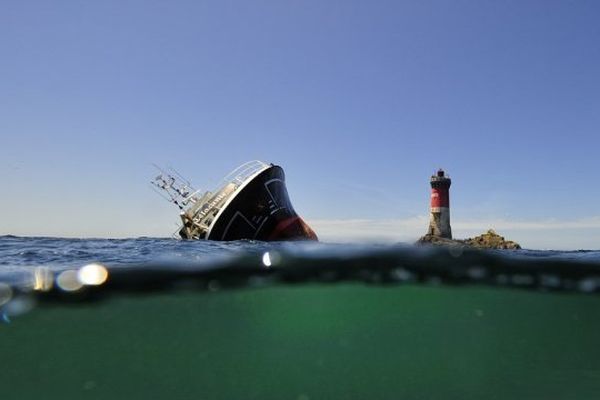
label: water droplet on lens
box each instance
[448,246,463,258]
[318,270,339,282]
[57,270,84,292]
[0,283,13,307]
[467,267,486,280]
[578,278,597,293]
[262,252,272,267]
[78,263,108,286]
[427,276,442,285]
[248,276,269,287]
[207,280,220,292]
[511,274,534,286]
[391,268,413,282]
[32,267,53,291]
[540,274,561,288]
[83,380,96,390]
[3,295,35,316]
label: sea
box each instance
[1,235,600,399]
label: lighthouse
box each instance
[427,169,452,239]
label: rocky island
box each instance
[417,229,521,250]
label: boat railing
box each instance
[220,160,270,186]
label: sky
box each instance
[1,0,599,249]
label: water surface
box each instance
[1,236,600,399]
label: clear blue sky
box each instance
[1,1,599,249]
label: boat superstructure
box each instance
[151,160,317,241]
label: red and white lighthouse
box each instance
[427,169,452,239]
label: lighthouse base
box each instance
[427,208,452,239]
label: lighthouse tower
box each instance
[427,169,452,239]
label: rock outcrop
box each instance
[463,229,521,249]
[417,229,521,250]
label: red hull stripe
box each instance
[268,217,303,240]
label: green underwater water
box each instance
[2,284,600,400]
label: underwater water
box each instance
[1,236,600,399]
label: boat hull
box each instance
[206,165,317,241]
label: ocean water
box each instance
[1,236,600,399]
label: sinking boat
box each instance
[151,160,318,241]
